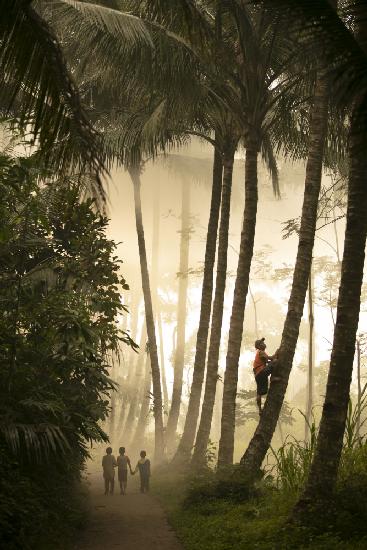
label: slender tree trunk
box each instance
[249,284,259,339]
[150,181,169,410]
[131,353,152,451]
[293,98,367,508]
[192,147,235,467]
[240,69,330,475]
[166,181,191,452]
[122,326,147,445]
[158,311,169,410]
[130,167,165,463]
[218,141,259,467]
[173,148,223,464]
[114,292,140,442]
[305,261,315,441]
[356,338,362,438]
[109,389,116,441]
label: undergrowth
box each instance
[153,403,367,550]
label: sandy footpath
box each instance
[73,469,183,550]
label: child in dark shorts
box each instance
[133,450,151,493]
[253,338,278,414]
[117,446,133,495]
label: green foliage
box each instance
[236,389,294,427]
[0,151,135,547]
[0,1,105,173]
[268,411,317,493]
[343,384,367,449]
[153,471,367,550]
[154,400,367,549]
[183,466,259,507]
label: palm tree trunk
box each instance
[218,141,259,467]
[109,389,116,441]
[249,284,259,339]
[122,326,147,445]
[192,146,235,467]
[131,353,152,452]
[240,69,330,475]
[158,310,169,410]
[166,180,191,452]
[172,147,223,464]
[114,292,140,442]
[294,99,367,508]
[130,166,165,463]
[356,338,362,438]
[305,261,315,441]
[151,180,169,410]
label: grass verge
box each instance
[152,469,367,550]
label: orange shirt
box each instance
[253,350,268,376]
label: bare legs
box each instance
[104,477,114,495]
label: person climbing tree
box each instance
[253,338,278,414]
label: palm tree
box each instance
[292,0,367,512]
[294,94,367,512]
[131,352,152,451]
[192,131,238,467]
[305,261,315,441]
[172,146,223,462]
[150,181,169,410]
[239,0,367,478]
[166,179,191,452]
[129,164,165,462]
[240,64,330,474]
[121,325,147,445]
[217,3,302,468]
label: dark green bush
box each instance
[0,153,135,548]
[183,466,261,507]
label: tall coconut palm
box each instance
[161,1,298,467]
[166,179,191,452]
[294,94,367,511]
[129,165,165,462]
[192,131,238,467]
[131,352,152,451]
[122,325,147,444]
[293,0,367,511]
[239,0,367,477]
[240,65,330,473]
[305,261,315,440]
[151,181,169,409]
[216,3,302,467]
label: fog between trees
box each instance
[105,139,367,462]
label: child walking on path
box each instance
[102,447,117,495]
[253,337,279,414]
[134,450,151,493]
[117,447,133,495]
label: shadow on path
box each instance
[74,470,182,550]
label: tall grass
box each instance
[268,411,317,493]
[269,394,367,494]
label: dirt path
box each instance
[74,470,183,550]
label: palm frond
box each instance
[0,0,106,175]
[256,0,367,112]
[261,131,280,197]
[0,421,70,462]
